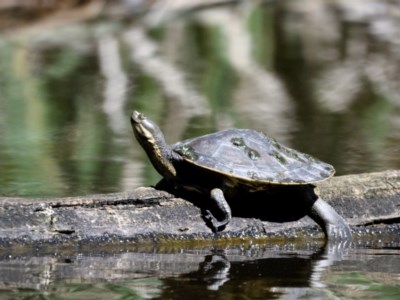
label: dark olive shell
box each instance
[172,129,334,184]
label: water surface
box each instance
[1,0,400,197]
[0,241,399,300]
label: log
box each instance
[0,170,399,250]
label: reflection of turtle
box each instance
[130,111,352,240]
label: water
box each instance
[0,242,399,300]
[0,0,400,299]
[1,0,400,197]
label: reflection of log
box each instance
[0,170,399,247]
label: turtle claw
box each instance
[309,197,352,241]
[204,210,228,232]
[326,223,352,241]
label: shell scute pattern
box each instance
[172,129,334,184]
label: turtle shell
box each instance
[172,129,334,185]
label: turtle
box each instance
[130,111,352,240]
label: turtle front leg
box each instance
[304,185,352,241]
[203,188,232,232]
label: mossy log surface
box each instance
[0,170,399,248]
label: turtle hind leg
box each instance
[310,198,352,240]
[304,185,352,241]
[203,188,232,232]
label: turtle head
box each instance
[130,111,177,180]
[130,111,159,142]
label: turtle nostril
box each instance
[131,111,144,123]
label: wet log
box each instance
[0,170,399,248]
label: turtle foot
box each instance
[308,196,352,241]
[326,222,352,241]
[203,210,229,232]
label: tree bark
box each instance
[0,170,399,247]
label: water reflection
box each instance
[0,242,398,299]
[1,0,400,197]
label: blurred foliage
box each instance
[0,0,400,197]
